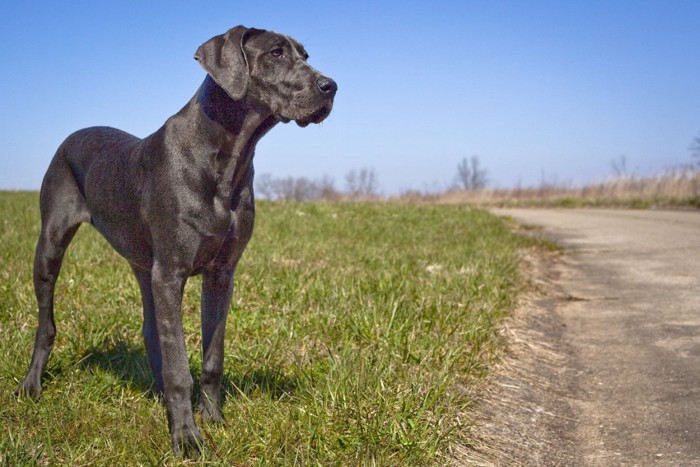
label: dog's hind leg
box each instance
[16,152,89,399]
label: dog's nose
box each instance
[316,77,337,96]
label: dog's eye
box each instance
[271,48,285,59]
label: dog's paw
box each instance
[15,379,42,400]
[200,400,225,424]
[171,425,204,458]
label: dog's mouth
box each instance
[296,104,332,127]
[277,103,333,128]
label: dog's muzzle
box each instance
[276,76,337,127]
[298,77,336,127]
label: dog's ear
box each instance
[194,25,253,100]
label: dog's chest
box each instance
[189,209,233,272]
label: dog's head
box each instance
[195,26,337,127]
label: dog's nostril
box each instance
[316,77,337,95]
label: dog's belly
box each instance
[89,215,154,269]
[90,209,233,274]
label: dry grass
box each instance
[451,249,578,466]
[408,167,700,209]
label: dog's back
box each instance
[55,126,141,198]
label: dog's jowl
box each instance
[15,25,336,456]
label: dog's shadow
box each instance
[78,341,299,406]
[78,341,154,393]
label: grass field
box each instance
[0,191,534,465]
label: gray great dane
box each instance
[15,25,336,456]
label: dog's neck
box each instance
[194,75,278,196]
[196,75,271,134]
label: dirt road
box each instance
[476,209,700,465]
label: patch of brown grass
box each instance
[401,167,700,209]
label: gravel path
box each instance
[461,209,700,466]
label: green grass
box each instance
[1,191,531,465]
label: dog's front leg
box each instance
[130,266,164,395]
[151,262,203,456]
[199,267,235,423]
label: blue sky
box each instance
[1,1,699,194]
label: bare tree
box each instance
[691,132,700,165]
[255,173,275,199]
[611,154,627,177]
[317,175,341,201]
[345,167,380,198]
[455,156,488,190]
[276,176,325,201]
[255,173,340,201]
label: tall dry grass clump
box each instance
[432,166,700,208]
